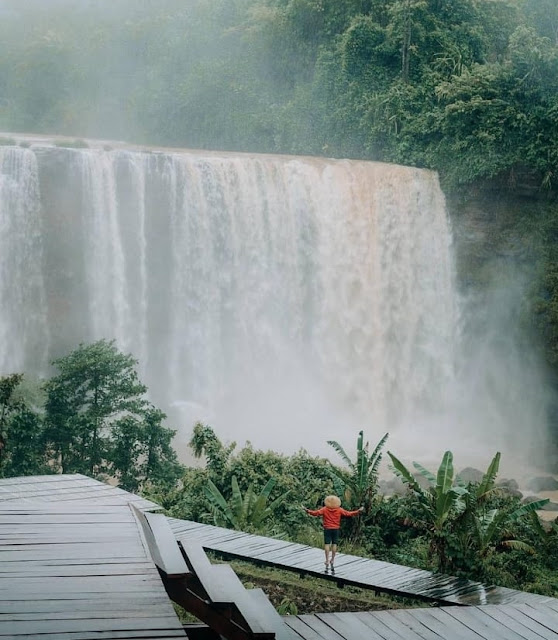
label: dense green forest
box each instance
[0,0,556,184]
[2,349,557,596]
[2,0,558,384]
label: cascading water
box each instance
[0,147,49,373]
[0,141,549,464]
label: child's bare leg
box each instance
[324,543,330,565]
[331,544,337,565]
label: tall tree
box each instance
[44,340,147,475]
[0,374,24,470]
[0,374,47,477]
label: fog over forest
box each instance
[1,0,558,475]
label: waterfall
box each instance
[0,147,49,373]
[0,142,547,463]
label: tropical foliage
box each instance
[388,450,468,570]
[327,431,388,512]
[204,475,288,531]
[0,341,183,491]
[388,449,551,577]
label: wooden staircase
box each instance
[132,506,297,640]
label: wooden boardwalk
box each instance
[285,604,558,639]
[0,499,187,639]
[0,473,158,510]
[2,474,558,640]
[168,518,556,608]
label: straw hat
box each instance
[324,495,341,508]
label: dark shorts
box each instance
[323,528,340,545]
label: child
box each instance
[303,495,363,572]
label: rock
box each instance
[525,476,558,492]
[497,478,519,491]
[457,467,484,485]
[496,478,522,498]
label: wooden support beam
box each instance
[164,577,275,640]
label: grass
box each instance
[215,556,423,613]
[171,555,425,624]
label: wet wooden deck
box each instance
[3,474,557,640]
[285,603,558,639]
[0,473,158,509]
[168,518,556,608]
[0,500,187,639]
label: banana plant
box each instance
[473,499,550,558]
[204,475,288,532]
[451,451,502,560]
[327,430,389,512]
[388,450,468,569]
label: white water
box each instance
[0,144,550,465]
[0,148,49,373]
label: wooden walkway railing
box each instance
[167,518,556,608]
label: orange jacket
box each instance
[306,506,361,529]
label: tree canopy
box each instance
[0,340,183,491]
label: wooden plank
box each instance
[131,505,189,578]
[401,609,480,640]
[0,562,157,577]
[434,606,511,640]
[0,555,149,568]
[294,614,347,640]
[355,611,421,640]
[0,596,173,614]
[0,614,186,635]
[477,605,552,640]
[514,604,558,636]
[316,612,389,640]
[0,546,146,561]
[0,631,187,639]
[1,609,180,622]
[382,609,445,640]
[196,562,247,602]
[1,575,164,592]
[284,616,327,640]
[368,610,432,640]
[498,606,558,640]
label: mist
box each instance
[0,1,556,477]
